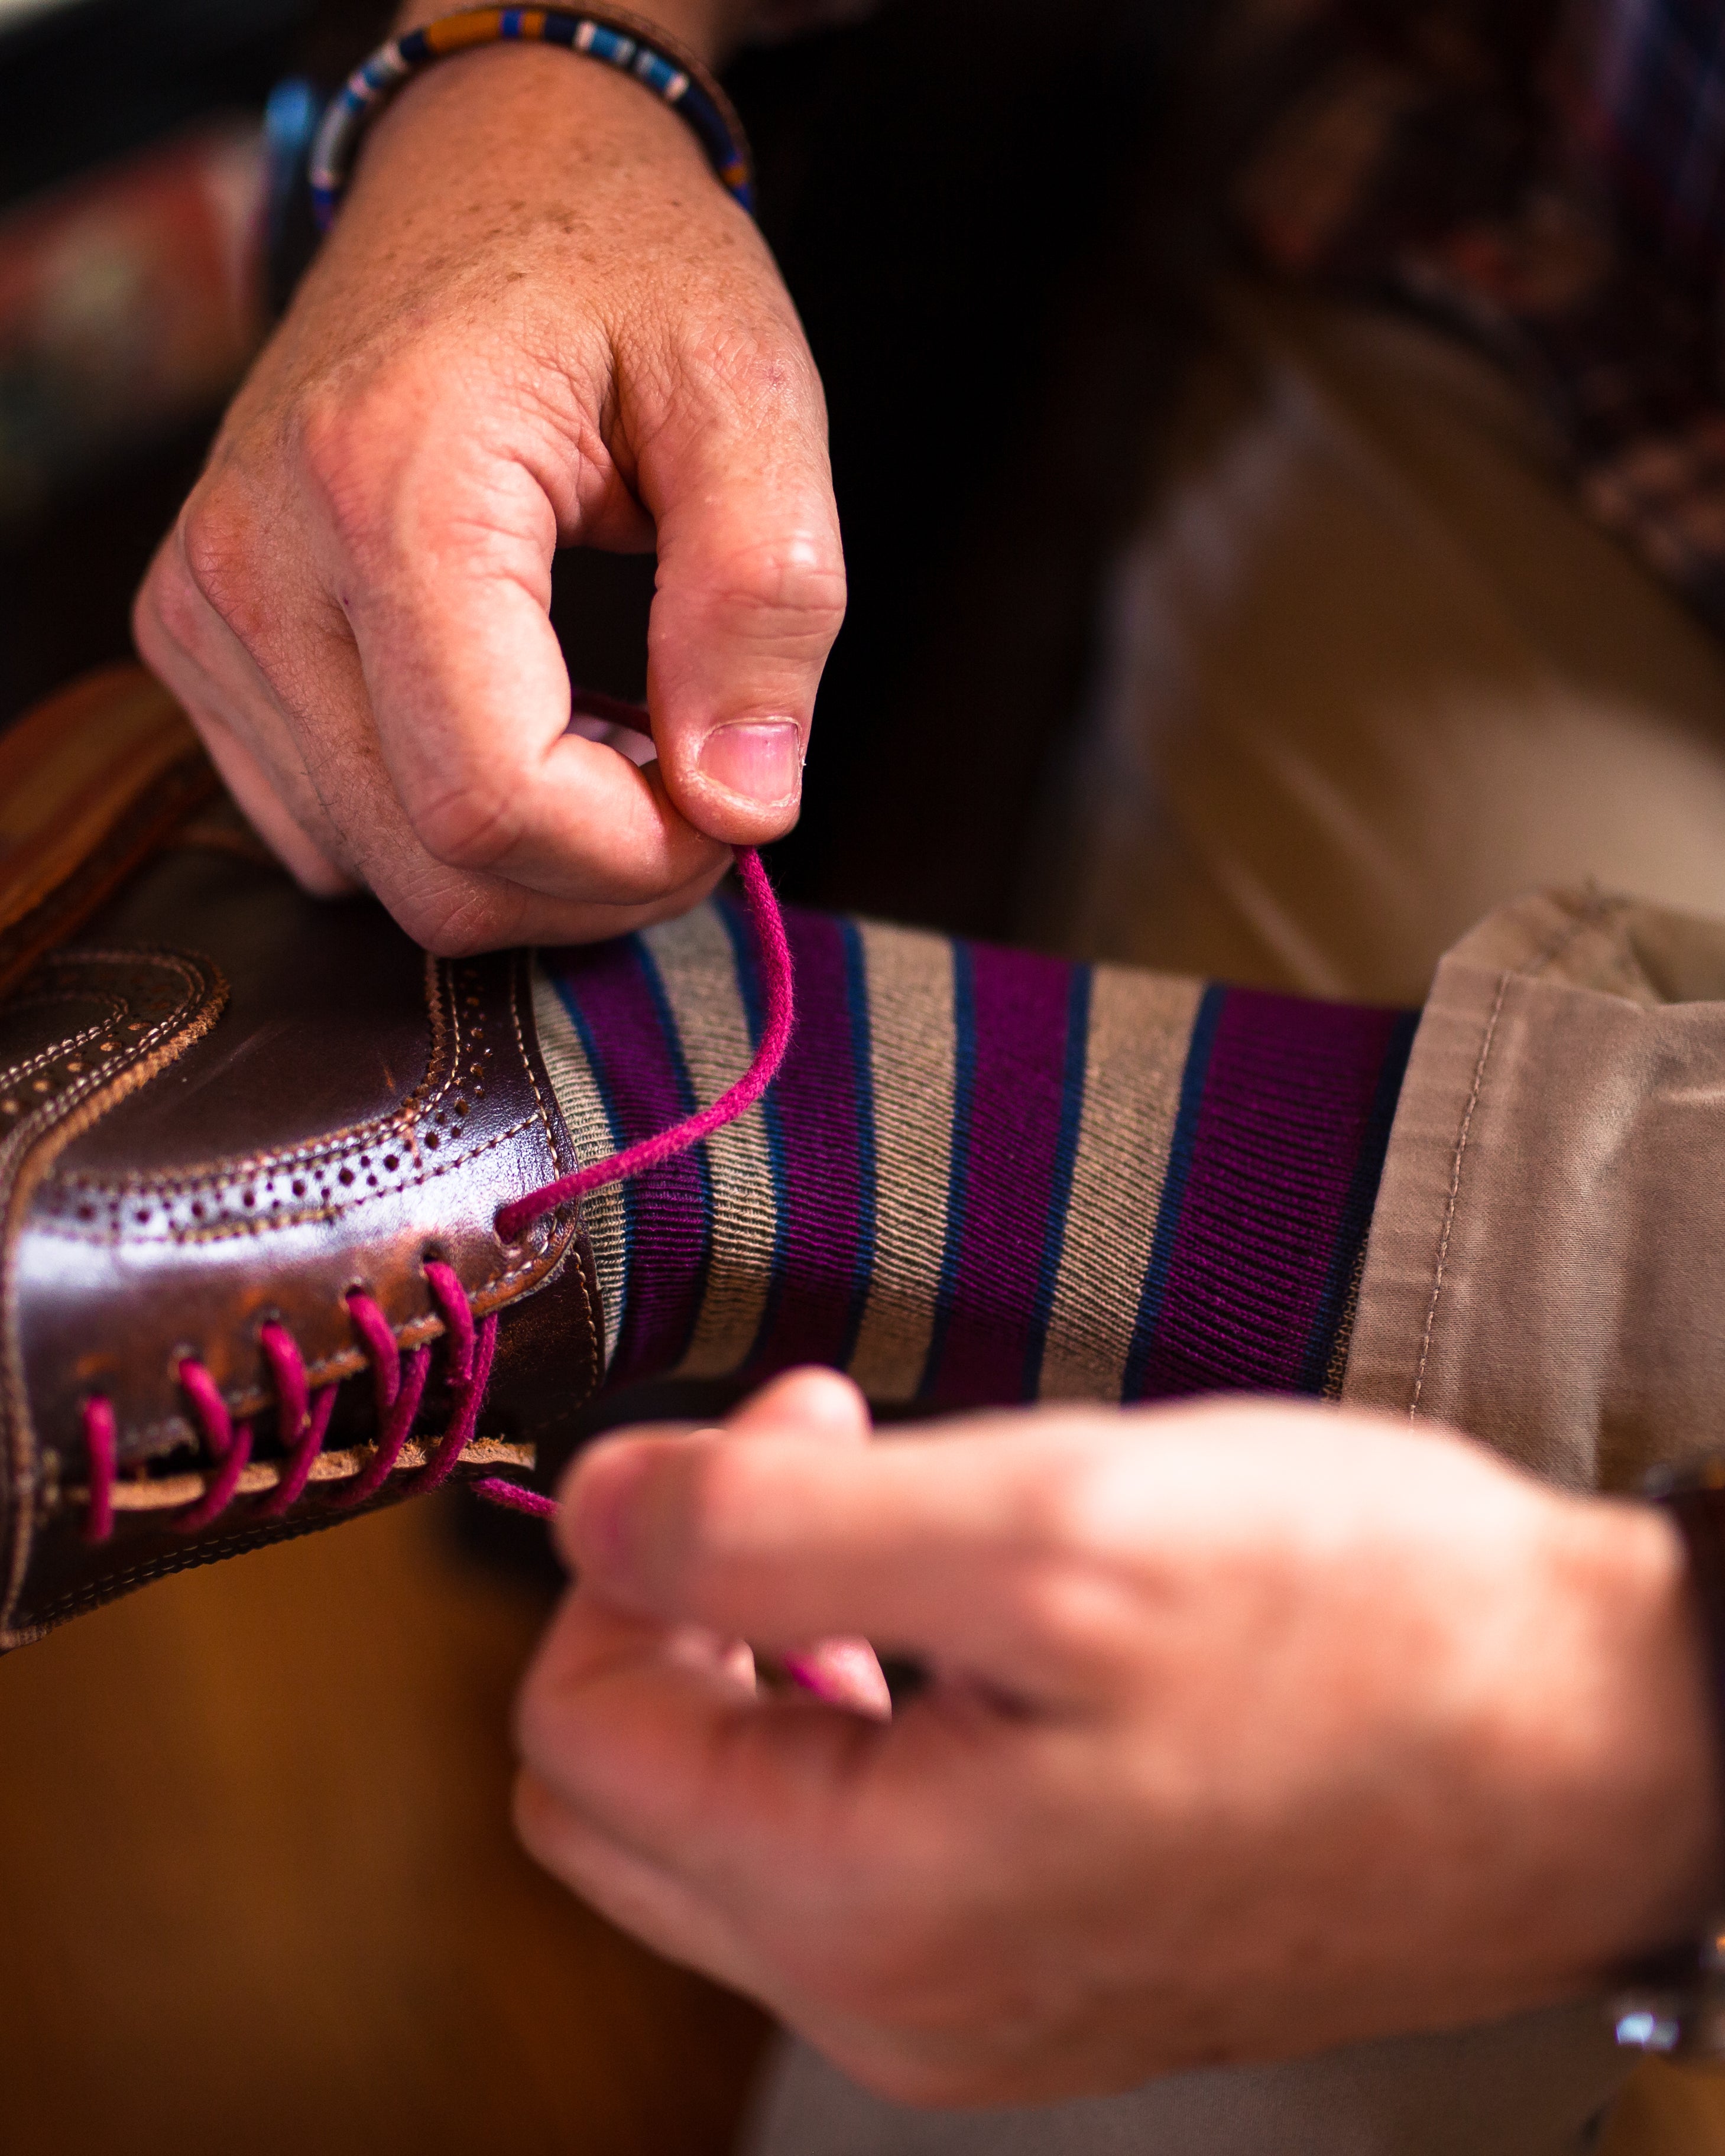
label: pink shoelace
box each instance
[79,807,794,1544]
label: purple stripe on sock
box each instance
[546,939,709,1388]
[924,942,1075,1409]
[1130,989,1409,1399]
[742,906,866,1378]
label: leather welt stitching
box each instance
[510,951,558,1159]
[39,1108,544,1244]
[20,1500,400,1631]
[2,952,215,1124]
[47,948,474,1189]
[0,957,222,1198]
[0,996,129,1093]
[40,957,526,1235]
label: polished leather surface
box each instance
[0,688,602,1650]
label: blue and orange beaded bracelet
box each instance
[309,5,757,229]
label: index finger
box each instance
[300,411,726,906]
[558,1415,1135,1676]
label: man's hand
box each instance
[514,1371,1720,2106]
[134,18,843,953]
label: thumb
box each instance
[637,342,846,845]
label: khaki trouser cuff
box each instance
[1345,888,1725,1492]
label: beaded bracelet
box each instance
[309,5,757,230]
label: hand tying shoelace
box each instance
[78,742,797,1543]
[64,671,1416,1720]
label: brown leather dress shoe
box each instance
[0,666,601,1651]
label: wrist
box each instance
[326,13,755,256]
[323,35,728,274]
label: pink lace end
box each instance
[494,843,794,1243]
[471,1476,557,1519]
[81,1396,116,1543]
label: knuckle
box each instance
[408,778,522,876]
[387,874,520,957]
[135,553,204,663]
[992,1460,1139,1651]
[702,324,821,429]
[705,538,847,636]
[296,379,411,556]
[1011,1562,1118,1662]
[1011,1459,1094,1554]
[178,485,260,634]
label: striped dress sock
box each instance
[533,899,1416,1411]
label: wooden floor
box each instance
[0,1497,768,2156]
[1606,2066,1725,2155]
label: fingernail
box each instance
[777,1639,894,1721]
[698,720,803,808]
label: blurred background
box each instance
[0,0,301,720]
